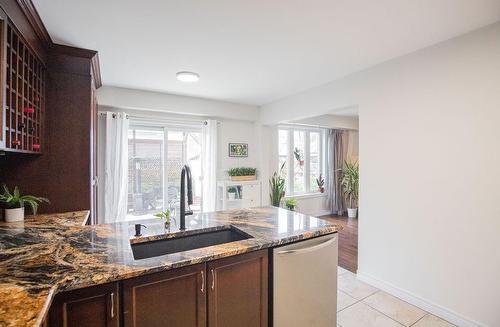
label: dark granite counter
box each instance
[0,207,340,327]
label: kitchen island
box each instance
[0,207,340,327]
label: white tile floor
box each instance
[337,267,456,327]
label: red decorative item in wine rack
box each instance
[4,21,45,153]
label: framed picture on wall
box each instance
[228,143,248,157]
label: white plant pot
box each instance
[347,208,357,218]
[5,207,25,222]
[228,193,236,200]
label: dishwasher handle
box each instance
[277,236,336,255]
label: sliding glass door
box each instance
[127,125,202,220]
[166,130,202,213]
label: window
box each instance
[127,124,202,220]
[278,127,326,196]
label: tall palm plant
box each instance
[269,161,286,207]
[341,161,359,208]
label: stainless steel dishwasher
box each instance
[273,233,338,326]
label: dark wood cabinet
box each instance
[0,5,46,154]
[207,250,268,327]
[49,282,119,327]
[0,0,102,216]
[48,251,269,327]
[123,263,206,327]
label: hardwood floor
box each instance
[319,215,358,273]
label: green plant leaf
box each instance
[0,185,49,213]
[340,161,359,208]
[227,167,257,176]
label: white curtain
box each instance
[202,120,218,212]
[103,112,129,223]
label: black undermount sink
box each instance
[131,226,253,260]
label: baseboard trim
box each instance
[357,271,484,327]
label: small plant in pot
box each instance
[285,198,298,211]
[316,174,325,193]
[227,186,238,200]
[341,161,359,218]
[0,184,49,222]
[154,209,176,230]
[294,148,304,166]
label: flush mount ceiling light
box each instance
[176,71,200,82]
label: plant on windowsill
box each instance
[0,184,49,222]
[341,161,359,218]
[227,186,238,200]
[227,167,257,181]
[269,161,286,207]
[294,148,304,166]
[154,209,176,230]
[316,174,325,193]
[285,198,298,211]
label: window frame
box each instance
[278,125,327,197]
[128,121,202,219]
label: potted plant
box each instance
[227,167,257,181]
[316,174,325,193]
[294,148,304,166]
[285,198,298,211]
[227,186,238,200]
[341,161,359,218]
[155,209,176,230]
[269,161,286,207]
[0,184,49,222]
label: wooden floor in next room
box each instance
[320,215,358,273]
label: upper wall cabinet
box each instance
[0,11,45,154]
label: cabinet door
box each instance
[208,250,268,327]
[49,282,119,327]
[241,184,261,207]
[123,263,206,327]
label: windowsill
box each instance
[284,192,327,200]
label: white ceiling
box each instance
[330,107,358,117]
[33,0,500,106]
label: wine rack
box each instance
[4,21,45,153]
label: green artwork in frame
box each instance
[228,143,248,157]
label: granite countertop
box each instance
[0,207,340,327]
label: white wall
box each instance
[98,86,259,121]
[292,114,359,130]
[260,22,500,327]
[217,120,260,180]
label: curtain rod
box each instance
[98,111,221,126]
[280,122,356,131]
[98,111,129,119]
